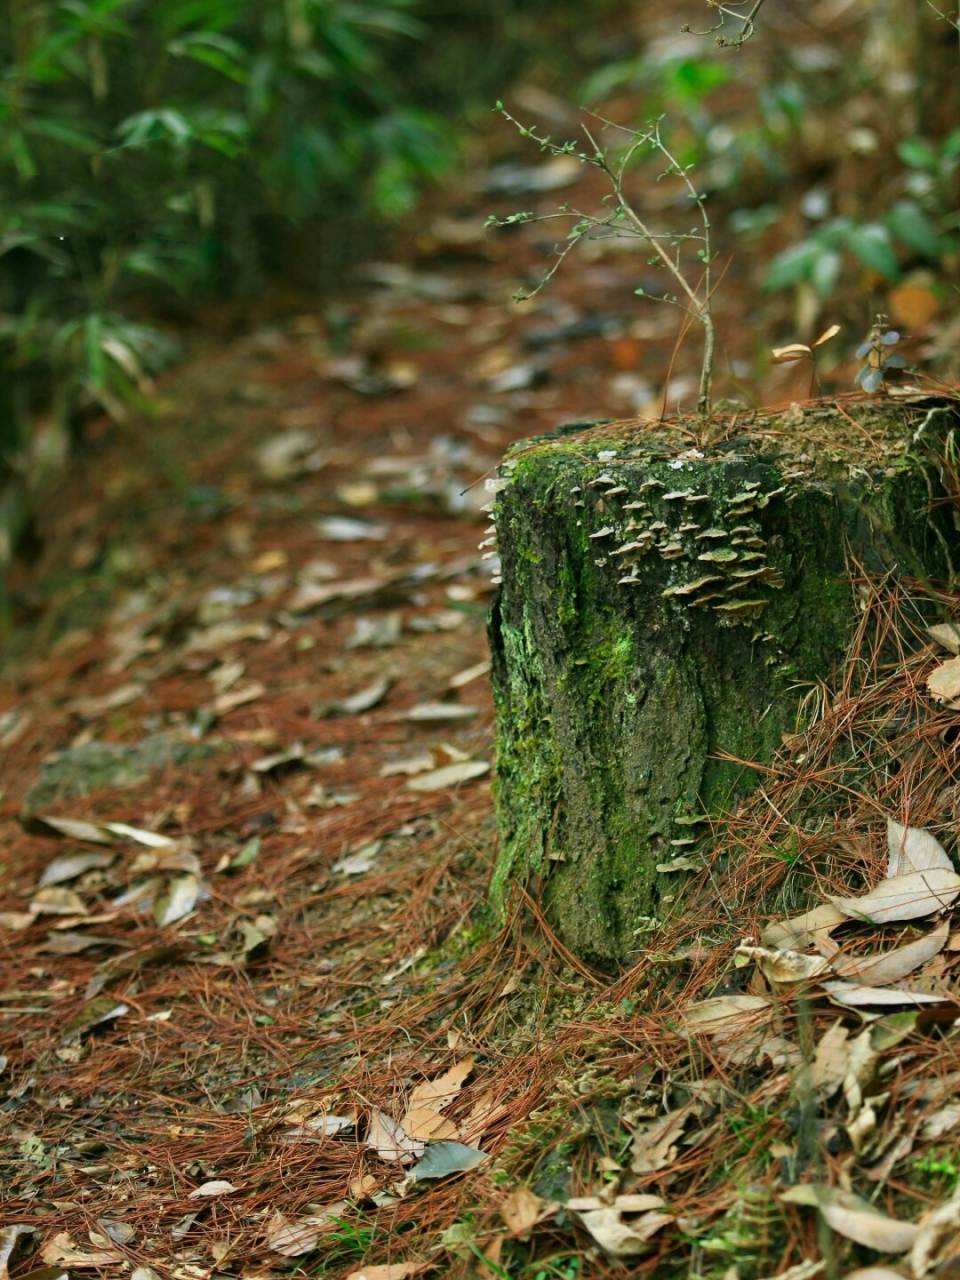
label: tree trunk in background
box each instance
[487,401,959,964]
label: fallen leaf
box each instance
[567,1194,666,1212]
[927,655,960,708]
[763,903,846,950]
[315,515,388,541]
[409,1056,475,1111]
[795,1018,849,1097]
[366,1107,424,1163]
[332,841,382,875]
[683,994,772,1031]
[780,1184,917,1253]
[342,1264,428,1280]
[399,1106,459,1142]
[832,869,960,924]
[321,678,392,717]
[630,1108,692,1174]
[735,943,829,984]
[919,1103,960,1141]
[188,1180,238,1198]
[30,887,88,916]
[404,702,480,723]
[828,920,948,986]
[822,981,949,1009]
[887,819,953,876]
[409,1141,487,1180]
[0,1226,35,1280]
[264,1203,347,1257]
[61,997,130,1044]
[911,1190,960,1276]
[928,622,960,655]
[40,1231,124,1267]
[39,851,115,886]
[154,873,200,926]
[405,760,489,791]
[501,1187,551,1236]
[574,1207,673,1259]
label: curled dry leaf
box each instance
[501,1186,550,1236]
[832,869,960,925]
[762,903,846,950]
[735,944,829,984]
[910,1190,960,1277]
[405,760,489,791]
[39,851,115,886]
[366,1107,424,1164]
[682,993,771,1032]
[40,1231,124,1267]
[780,1184,917,1253]
[887,819,953,877]
[188,1180,238,1198]
[574,1207,673,1259]
[828,919,949,986]
[61,996,130,1044]
[822,980,949,1009]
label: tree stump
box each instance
[487,399,960,964]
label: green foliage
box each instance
[0,0,456,585]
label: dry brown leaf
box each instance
[568,1194,666,1212]
[188,1179,238,1198]
[408,1055,475,1111]
[366,1107,424,1164]
[574,1208,673,1258]
[343,1264,428,1280]
[887,820,953,877]
[822,980,949,1009]
[630,1108,692,1174]
[780,1184,917,1253]
[762,903,846,950]
[40,1231,124,1267]
[501,1186,549,1236]
[405,760,489,791]
[828,920,949,986]
[797,1018,849,1097]
[0,1226,35,1280]
[399,1106,459,1142]
[457,1089,511,1145]
[683,993,771,1030]
[832,869,960,924]
[919,1103,960,1141]
[928,622,960,655]
[736,943,829,984]
[927,655,960,708]
[910,1190,960,1277]
[30,887,88,916]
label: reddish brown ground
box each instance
[2,6,960,1278]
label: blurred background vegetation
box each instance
[1,0,958,619]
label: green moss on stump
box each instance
[488,403,959,963]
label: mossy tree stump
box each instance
[487,400,959,964]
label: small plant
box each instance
[854,314,906,393]
[489,105,716,416]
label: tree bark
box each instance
[487,401,960,964]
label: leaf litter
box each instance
[2,65,960,1280]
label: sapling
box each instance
[488,106,717,417]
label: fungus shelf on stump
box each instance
[487,399,960,964]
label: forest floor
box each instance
[3,5,960,1280]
